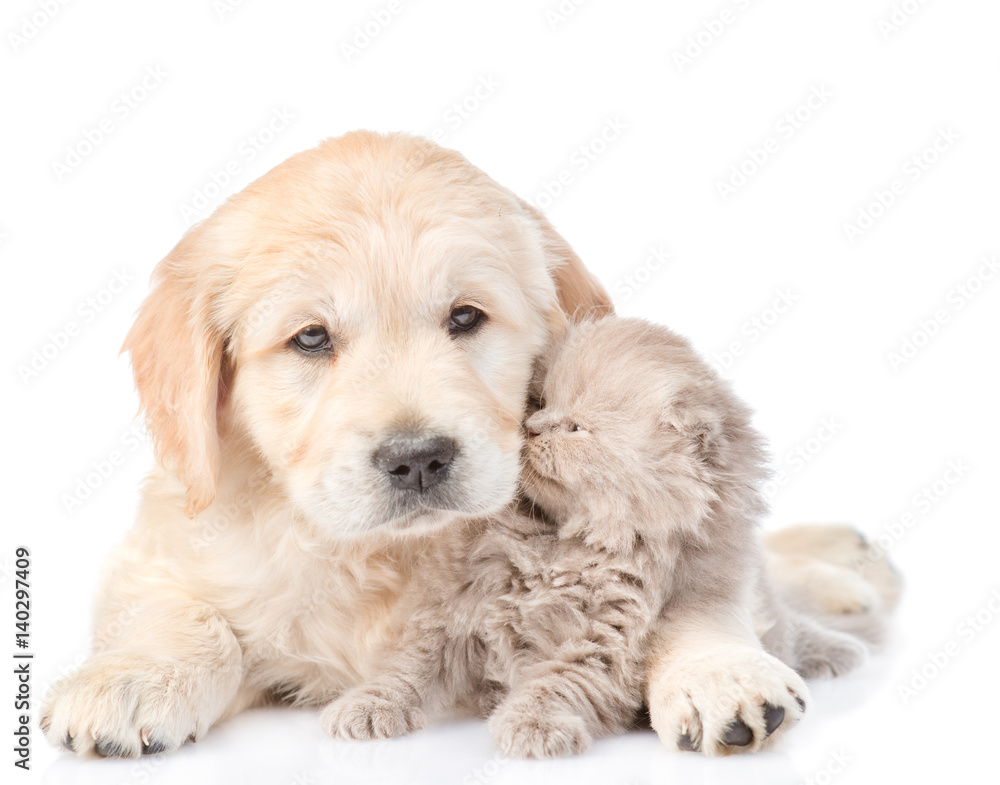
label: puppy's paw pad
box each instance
[763,704,785,736]
[721,718,754,747]
[321,690,424,740]
[649,648,809,756]
[677,732,700,752]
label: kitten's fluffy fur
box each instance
[321,317,878,757]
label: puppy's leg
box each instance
[41,590,243,758]
[646,604,809,757]
[320,617,451,741]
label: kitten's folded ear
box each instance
[688,421,725,468]
[664,392,766,482]
[663,398,726,468]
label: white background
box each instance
[3,0,999,783]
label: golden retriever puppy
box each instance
[40,131,611,758]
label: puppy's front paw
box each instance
[320,686,425,740]
[649,648,808,756]
[40,652,205,758]
[489,693,591,758]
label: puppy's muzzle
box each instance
[373,434,456,492]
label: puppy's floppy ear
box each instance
[122,226,228,516]
[517,200,614,323]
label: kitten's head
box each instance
[521,316,769,548]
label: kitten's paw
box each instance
[795,627,868,679]
[649,648,808,756]
[489,694,591,758]
[40,652,206,758]
[320,686,425,740]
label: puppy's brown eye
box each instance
[562,419,582,432]
[292,325,331,353]
[449,305,485,335]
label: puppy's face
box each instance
[522,317,762,535]
[229,216,550,535]
[126,132,612,536]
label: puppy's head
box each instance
[125,132,611,536]
[522,317,768,544]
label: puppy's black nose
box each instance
[374,436,456,492]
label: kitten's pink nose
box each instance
[524,413,544,438]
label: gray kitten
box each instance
[321,316,871,757]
